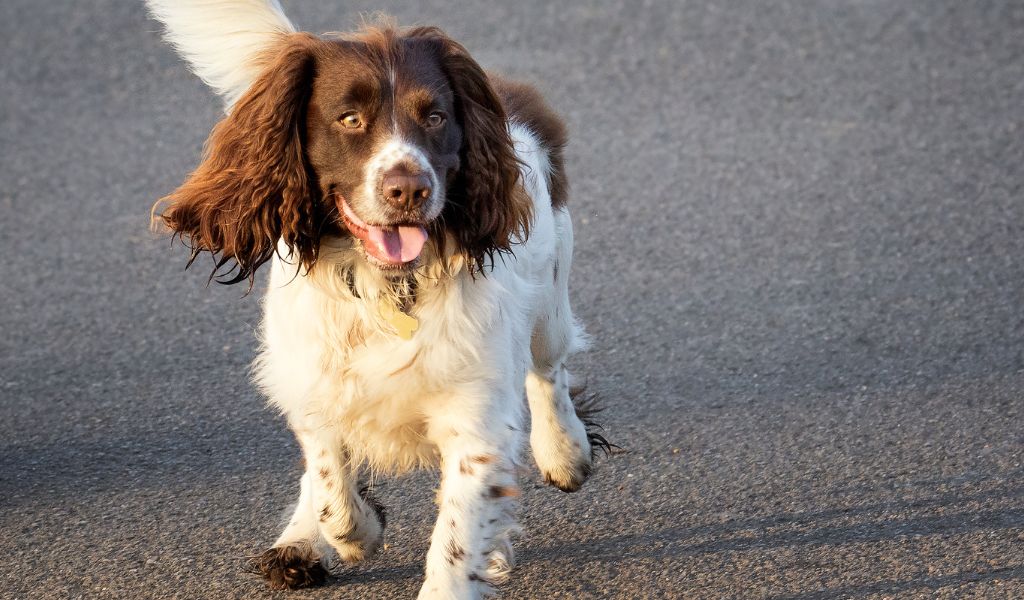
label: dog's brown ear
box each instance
[154,33,323,286]
[408,28,532,272]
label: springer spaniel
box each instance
[147,1,609,597]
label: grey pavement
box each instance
[2,1,1023,598]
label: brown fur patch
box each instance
[399,27,532,273]
[489,74,570,208]
[154,33,324,288]
[486,485,519,499]
[444,539,466,565]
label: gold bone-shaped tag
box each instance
[378,298,419,340]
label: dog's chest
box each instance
[257,265,504,470]
[319,333,443,469]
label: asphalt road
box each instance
[2,1,1023,598]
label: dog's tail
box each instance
[146,0,296,111]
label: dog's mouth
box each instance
[338,196,428,268]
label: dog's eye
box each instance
[425,111,446,129]
[339,112,363,129]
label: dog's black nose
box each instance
[381,169,432,211]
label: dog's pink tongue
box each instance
[364,224,428,264]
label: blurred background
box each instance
[1,1,1022,597]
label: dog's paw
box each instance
[541,453,593,493]
[248,545,329,590]
[534,417,594,493]
[540,390,616,492]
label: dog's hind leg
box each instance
[526,209,597,492]
[526,364,594,492]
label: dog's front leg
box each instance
[418,397,525,600]
[252,427,385,590]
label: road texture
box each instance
[2,1,1023,598]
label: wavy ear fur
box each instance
[155,33,323,286]
[409,28,532,272]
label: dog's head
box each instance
[156,26,530,284]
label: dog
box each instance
[146,1,608,597]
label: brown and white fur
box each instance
[146,2,604,598]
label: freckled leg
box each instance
[300,430,385,563]
[251,429,385,590]
[418,416,524,600]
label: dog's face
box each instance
[156,27,530,283]
[304,38,462,270]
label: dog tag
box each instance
[378,298,419,340]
